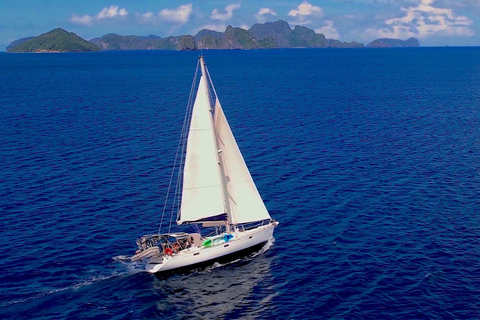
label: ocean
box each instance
[1,48,480,319]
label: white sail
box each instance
[178,76,225,224]
[132,57,278,274]
[179,58,271,225]
[214,98,272,224]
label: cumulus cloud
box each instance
[255,8,277,22]
[210,3,241,21]
[71,5,128,26]
[288,1,322,17]
[135,11,155,25]
[315,20,340,39]
[70,14,94,26]
[367,0,474,39]
[142,12,154,19]
[288,1,323,24]
[159,4,193,24]
[97,6,128,20]
[72,4,194,27]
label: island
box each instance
[7,21,422,53]
[6,28,101,53]
[366,37,420,48]
[89,20,364,50]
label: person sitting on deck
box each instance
[183,237,192,249]
[172,241,180,253]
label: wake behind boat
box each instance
[131,57,278,274]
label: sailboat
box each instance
[131,56,278,273]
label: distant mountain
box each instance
[7,28,100,53]
[194,29,225,49]
[90,20,364,51]
[249,20,293,48]
[328,39,364,48]
[89,33,196,51]
[6,37,35,51]
[244,21,331,48]
[366,37,420,48]
[10,21,395,53]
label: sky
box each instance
[1,0,480,50]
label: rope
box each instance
[158,60,200,234]
[204,64,218,110]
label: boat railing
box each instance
[136,234,162,251]
[160,234,195,255]
[238,219,271,232]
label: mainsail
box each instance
[179,75,225,224]
[178,58,271,225]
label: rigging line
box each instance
[158,60,200,234]
[204,62,232,222]
[169,134,187,233]
[158,110,185,234]
[192,224,202,237]
[170,61,200,232]
[172,135,186,222]
[204,65,218,108]
[167,60,200,233]
[169,61,200,233]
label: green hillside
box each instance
[7,28,100,53]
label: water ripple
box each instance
[1,49,480,319]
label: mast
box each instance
[199,57,232,229]
[178,58,224,225]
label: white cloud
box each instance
[142,12,153,19]
[71,5,128,26]
[210,3,241,21]
[159,4,193,24]
[136,5,192,26]
[367,0,474,39]
[315,20,340,39]
[288,1,322,17]
[288,1,323,25]
[70,14,94,26]
[135,11,156,25]
[255,8,277,22]
[97,6,128,20]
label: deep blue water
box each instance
[1,48,480,319]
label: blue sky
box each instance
[1,0,479,50]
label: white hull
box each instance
[145,222,277,274]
